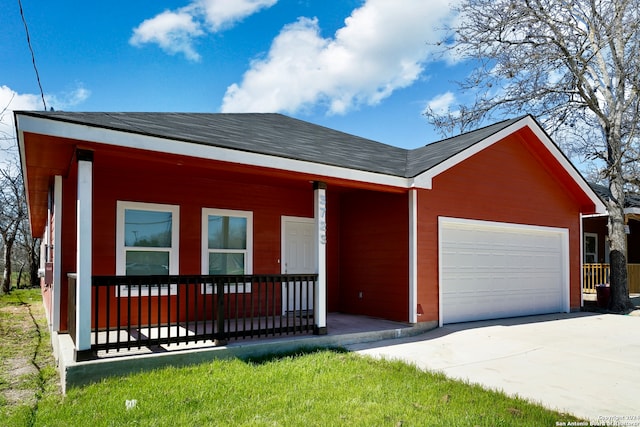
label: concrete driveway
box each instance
[345,312,640,423]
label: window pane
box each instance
[126,251,170,275]
[208,216,247,249]
[209,253,245,275]
[125,209,172,247]
[585,236,596,254]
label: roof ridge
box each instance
[418,115,529,149]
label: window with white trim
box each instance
[202,208,253,293]
[584,232,598,263]
[116,201,179,296]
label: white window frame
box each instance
[116,201,180,296]
[201,208,253,294]
[584,232,598,263]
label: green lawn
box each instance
[2,289,582,426]
[0,288,59,427]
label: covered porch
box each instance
[54,311,433,392]
[51,148,417,364]
[62,151,415,353]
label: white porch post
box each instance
[75,150,93,360]
[313,181,328,335]
[409,188,418,323]
[579,213,584,308]
[52,175,63,332]
[44,191,52,329]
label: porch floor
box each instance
[55,313,437,392]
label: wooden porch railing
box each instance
[89,274,318,355]
[583,263,640,293]
[631,264,640,293]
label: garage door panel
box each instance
[440,218,567,324]
[443,286,564,324]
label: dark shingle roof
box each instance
[20,112,411,176]
[589,182,640,208]
[17,111,527,178]
[406,117,524,177]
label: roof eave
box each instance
[15,113,413,191]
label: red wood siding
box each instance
[339,190,409,321]
[326,192,342,312]
[416,132,584,322]
[91,151,314,276]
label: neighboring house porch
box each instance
[582,183,640,295]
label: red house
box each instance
[16,112,603,368]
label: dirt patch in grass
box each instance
[3,356,39,407]
[0,289,59,426]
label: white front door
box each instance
[282,217,316,313]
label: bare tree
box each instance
[18,217,40,288]
[0,166,28,294]
[426,0,639,312]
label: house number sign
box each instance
[319,194,327,245]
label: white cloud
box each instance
[0,86,42,112]
[49,86,91,110]
[221,0,457,115]
[0,84,90,144]
[0,86,43,163]
[130,10,205,61]
[196,0,278,31]
[425,91,456,115]
[0,86,42,141]
[130,0,277,61]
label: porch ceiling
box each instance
[20,132,77,236]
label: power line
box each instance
[18,0,47,111]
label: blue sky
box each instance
[2,0,469,151]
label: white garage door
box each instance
[439,218,568,324]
